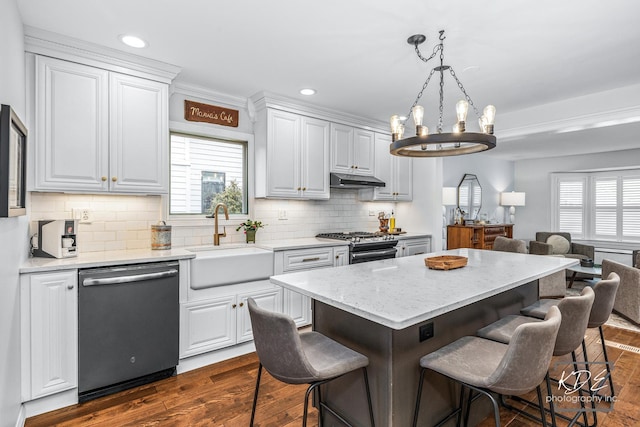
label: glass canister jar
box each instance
[151,221,172,250]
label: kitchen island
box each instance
[270,249,578,426]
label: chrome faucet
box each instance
[212,203,229,246]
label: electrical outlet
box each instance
[278,210,287,220]
[77,208,92,224]
[419,322,434,342]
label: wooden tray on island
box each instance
[425,255,468,270]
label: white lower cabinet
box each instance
[397,237,432,258]
[275,245,348,327]
[180,282,282,358]
[21,270,78,401]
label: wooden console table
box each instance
[447,224,513,250]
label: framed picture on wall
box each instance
[0,104,27,217]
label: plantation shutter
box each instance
[594,178,617,238]
[623,176,640,239]
[558,179,584,238]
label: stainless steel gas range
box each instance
[316,232,398,264]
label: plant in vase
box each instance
[236,219,265,243]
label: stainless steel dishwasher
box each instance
[78,261,179,402]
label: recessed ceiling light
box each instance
[119,34,147,48]
[300,88,316,96]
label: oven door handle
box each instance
[351,248,398,261]
[82,269,179,287]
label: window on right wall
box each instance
[552,170,640,243]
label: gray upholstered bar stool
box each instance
[247,298,375,427]
[492,236,528,253]
[412,306,562,427]
[477,287,595,426]
[520,273,620,399]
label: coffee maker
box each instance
[34,219,79,258]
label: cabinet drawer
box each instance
[283,247,334,272]
[483,226,506,236]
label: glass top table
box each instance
[567,264,602,287]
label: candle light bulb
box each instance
[479,115,487,133]
[452,123,460,133]
[483,105,496,125]
[397,124,405,139]
[390,115,400,133]
[456,100,469,122]
[412,106,424,126]
[455,100,468,132]
[483,105,496,134]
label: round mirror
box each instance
[457,174,482,221]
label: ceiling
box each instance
[17,0,640,161]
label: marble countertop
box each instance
[20,248,196,273]
[21,234,433,273]
[270,249,578,330]
[258,233,431,251]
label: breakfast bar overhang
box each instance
[270,249,578,426]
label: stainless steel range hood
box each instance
[330,173,386,189]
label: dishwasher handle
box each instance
[82,269,179,287]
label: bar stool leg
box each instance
[250,363,263,427]
[361,368,375,427]
[412,368,427,427]
[598,326,615,397]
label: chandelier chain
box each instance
[404,68,436,124]
[414,43,441,64]
[449,68,482,119]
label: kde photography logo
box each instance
[548,361,616,413]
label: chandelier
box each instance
[389,30,496,157]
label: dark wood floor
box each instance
[26,324,640,427]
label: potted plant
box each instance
[236,219,265,243]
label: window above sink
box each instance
[169,132,248,217]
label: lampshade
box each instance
[500,191,526,207]
[442,187,458,206]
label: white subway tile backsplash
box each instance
[30,189,393,252]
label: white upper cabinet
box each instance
[330,123,375,176]
[360,133,413,201]
[109,73,168,193]
[255,108,330,199]
[33,55,168,194]
[34,57,109,192]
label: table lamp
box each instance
[500,191,526,223]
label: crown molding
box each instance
[250,91,389,133]
[498,105,640,141]
[24,26,181,84]
[170,81,247,110]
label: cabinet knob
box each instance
[232,304,237,308]
[239,302,244,307]
[67,284,74,290]
[112,177,117,182]
[354,165,358,169]
[336,255,339,259]
[302,187,306,191]
[101,176,107,182]
[297,187,301,191]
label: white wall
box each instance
[0,0,27,425]
[396,158,442,249]
[514,147,640,242]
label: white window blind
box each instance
[623,177,640,238]
[552,171,640,243]
[557,179,584,238]
[594,178,617,238]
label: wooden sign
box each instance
[184,100,239,128]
